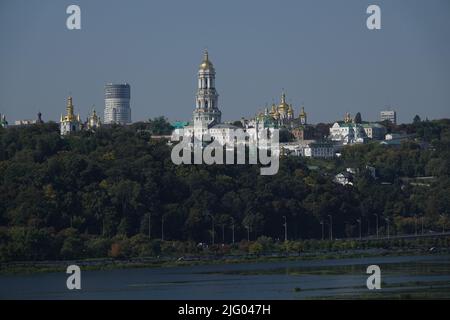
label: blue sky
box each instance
[1,0,449,124]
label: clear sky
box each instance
[1,0,449,124]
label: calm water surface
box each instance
[1,255,449,299]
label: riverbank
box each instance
[1,246,448,275]
[1,253,449,300]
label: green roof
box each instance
[172,121,189,129]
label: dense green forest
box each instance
[0,118,449,261]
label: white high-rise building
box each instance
[104,83,131,124]
[380,110,397,125]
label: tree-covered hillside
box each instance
[0,118,449,261]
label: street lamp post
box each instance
[328,215,333,241]
[357,218,362,240]
[245,225,250,242]
[385,218,390,239]
[421,217,424,235]
[320,220,324,240]
[414,214,418,235]
[230,217,235,245]
[283,216,287,242]
[161,215,164,241]
[374,214,379,239]
[208,214,215,245]
[222,224,225,244]
[148,212,151,239]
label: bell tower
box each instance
[193,50,221,126]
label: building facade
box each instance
[292,125,314,141]
[303,141,335,158]
[280,140,335,158]
[380,110,397,125]
[361,123,386,140]
[104,83,131,124]
[329,113,367,145]
[14,112,44,126]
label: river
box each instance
[1,254,449,299]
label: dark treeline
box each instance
[0,118,449,261]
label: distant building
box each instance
[303,141,335,158]
[280,140,335,158]
[15,120,34,126]
[380,110,397,125]
[380,132,412,146]
[292,125,314,141]
[329,113,367,145]
[361,123,386,140]
[14,112,44,126]
[86,107,101,130]
[104,83,131,124]
[60,96,81,135]
[0,113,8,128]
[334,172,353,186]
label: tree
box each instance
[147,116,174,135]
[413,115,422,124]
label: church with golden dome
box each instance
[60,96,81,135]
[86,108,101,130]
[60,96,102,135]
[268,92,295,124]
[255,91,307,128]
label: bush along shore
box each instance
[1,235,449,274]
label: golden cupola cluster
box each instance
[268,91,295,121]
[255,91,308,127]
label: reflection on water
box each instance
[1,255,449,299]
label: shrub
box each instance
[249,242,263,255]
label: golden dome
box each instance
[273,109,280,119]
[288,104,294,115]
[199,49,214,71]
[299,106,306,117]
[277,92,289,112]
